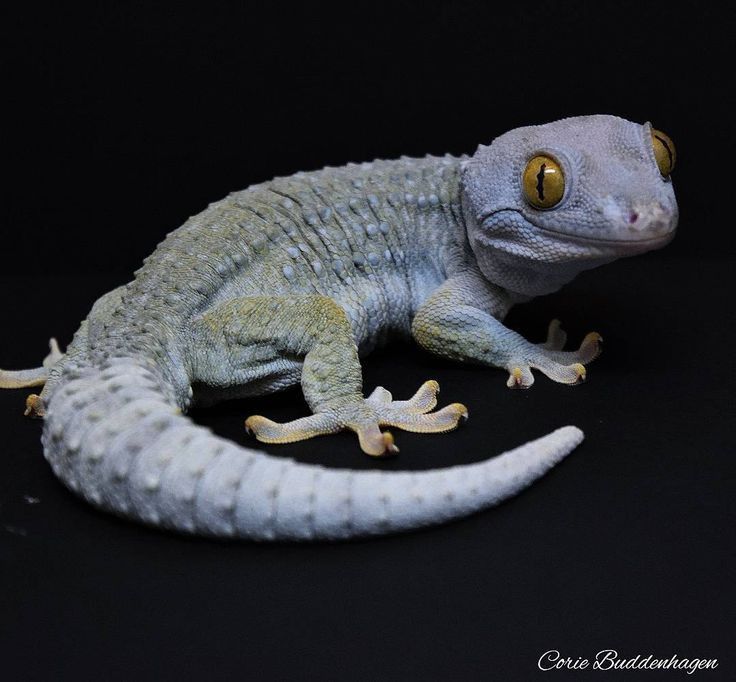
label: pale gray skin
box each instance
[0,115,677,540]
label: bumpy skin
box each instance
[0,115,677,540]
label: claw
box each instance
[382,431,399,454]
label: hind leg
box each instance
[1,284,129,416]
[0,338,63,389]
[190,294,467,456]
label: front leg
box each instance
[412,270,601,388]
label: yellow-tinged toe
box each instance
[24,393,44,418]
[424,379,440,394]
[451,402,469,421]
[507,367,524,388]
[357,423,398,457]
[582,331,603,348]
[244,414,275,438]
[395,379,441,414]
[437,402,469,431]
[382,431,399,455]
[244,415,261,433]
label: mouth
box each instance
[479,210,677,251]
[529,222,677,249]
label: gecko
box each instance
[0,115,677,540]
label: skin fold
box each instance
[0,115,677,540]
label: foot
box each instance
[24,393,45,418]
[506,319,602,389]
[245,380,468,456]
[0,338,64,390]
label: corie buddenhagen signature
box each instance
[538,650,718,675]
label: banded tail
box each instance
[36,355,582,540]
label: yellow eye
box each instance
[522,155,565,209]
[651,129,676,177]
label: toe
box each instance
[506,365,534,389]
[379,402,468,433]
[533,360,586,385]
[543,330,603,366]
[390,379,440,414]
[43,338,64,368]
[577,332,603,364]
[542,319,567,350]
[366,386,393,406]
[245,413,339,444]
[356,423,398,456]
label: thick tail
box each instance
[42,357,583,540]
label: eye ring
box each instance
[522,155,565,209]
[651,128,676,177]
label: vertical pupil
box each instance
[655,135,674,173]
[535,163,546,201]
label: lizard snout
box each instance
[603,197,677,241]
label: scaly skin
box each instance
[0,115,677,540]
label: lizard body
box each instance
[0,115,677,540]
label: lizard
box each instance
[0,115,677,540]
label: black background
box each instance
[1,2,734,680]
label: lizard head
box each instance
[461,114,678,296]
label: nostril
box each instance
[629,212,639,224]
